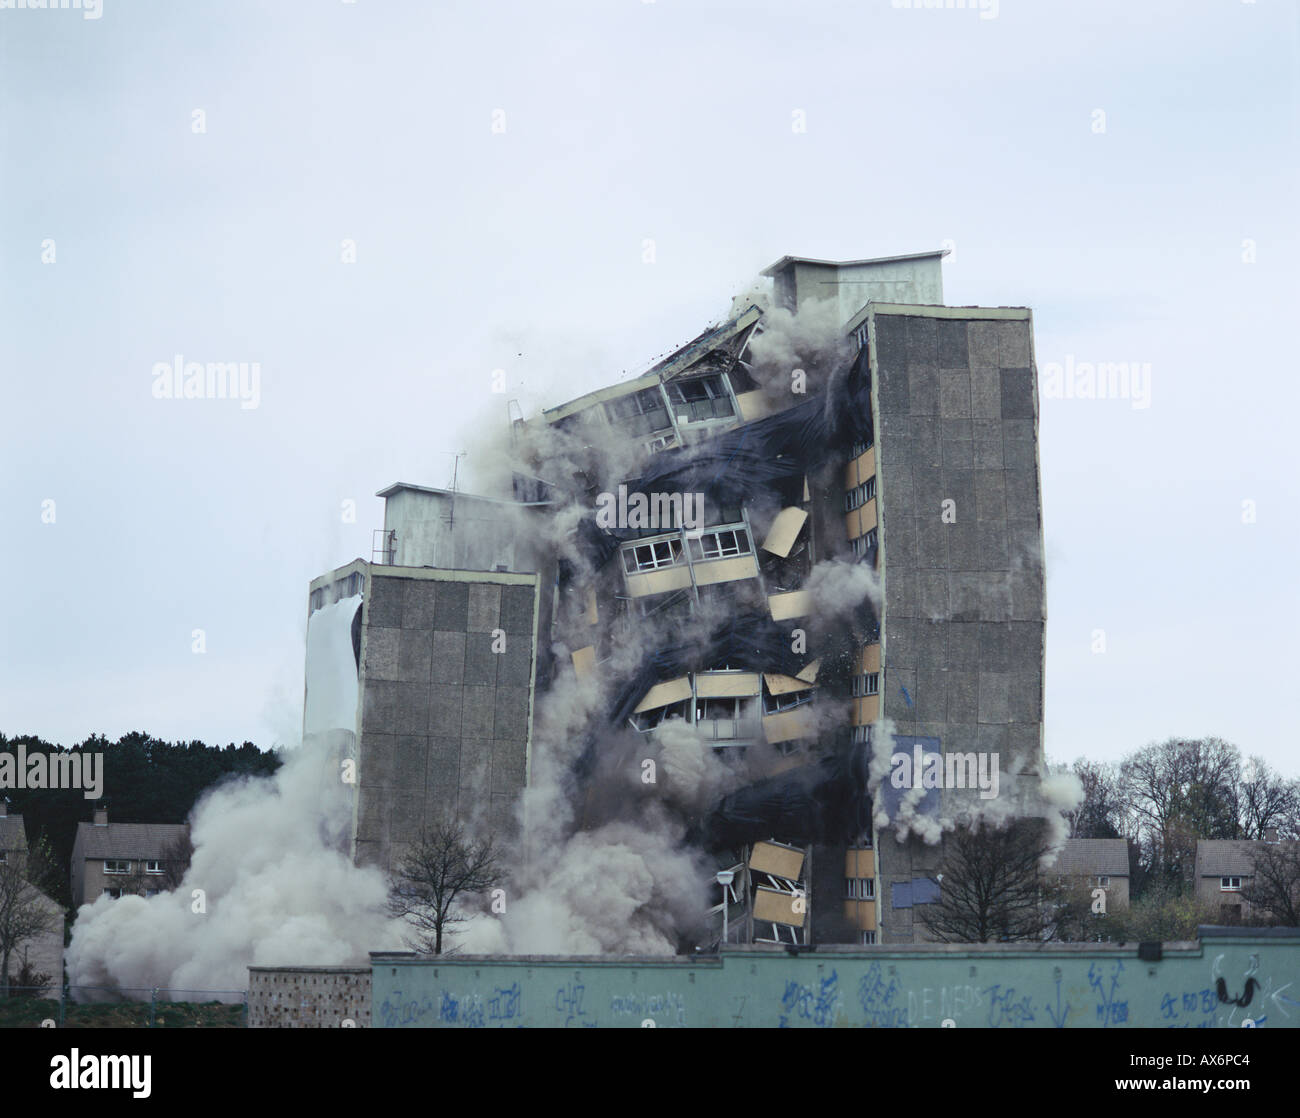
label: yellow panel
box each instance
[763,707,816,744]
[860,644,881,674]
[768,590,810,621]
[750,841,805,880]
[855,447,875,477]
[735,390,776,423]
[764,672,814,697]
[582,588,598,626]
[633,675,693,713]
[693,554,758,587]
[695,672,760,698]
[796,659,820,684]
[754,887,805,928]
[844,512,858,542]
[625,566,692,598]
[844,461,858,491]
[571,646,596,680]
[850,695,879,724]
[761,507,809,558]
[842,900,877,931]
[861,500,876,533]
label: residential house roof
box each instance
[1196,839,1271,878]
[74,821,189,861]
[1052,838,1130,876]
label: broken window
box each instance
[850,436,873,457]
[695,696,758,742]
[605,387,671,436]
[688,528,751,561]
[630,700,689,733]
[763,687,813,715]
[622,537,684,573]
[665,374,735,422]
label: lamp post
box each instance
[716,870,735,947]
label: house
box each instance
[70,807,189,909]
[1194,834,1292,924]
[0,800,65,994]
[1052,838,1131,910]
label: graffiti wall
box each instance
[370,931,1300,1028]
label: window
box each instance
[844,478,877,511]
[665,375,734,421]
[1097,875,1110,888]
[630,701,689,733]
[622,537,684,573]
[851,725,872,745]
[688,528,751,561]
[146,860,163,875]
[695,697,757,742]
[103,887,123,899]
[845,877,875,900]
[104,859,131,875]
[851,673,880,697]
[1221,876,1242,891]
[850,436,873,458]
[860,930,877,946]
[605,387,670,436]
[763,688,813,715]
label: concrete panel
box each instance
[393,682,431,735]
[433,582,470,631]
[945,520,980,571]
[974,470,1007,522]
[1008,570,1045,621]
[978,622,1013,671]
[430,630,467,686]
[977,520,1010,571]
[915,517,948,569]
[908,365,940,416]
[972,424,1004,470]
[916,570,949,619]
[497,640,534,687]
[884,570,916,623]
[904,316,937,366]
[491,739,527,795]
[995,320,1032,367]
[402,581,438,630]
[463,635,499,687]
[364,627,400,681]
[967,320,1000,367]
[425,736,461,798]
[914,669,946,723]
[396,629,433,683]
[977,672,1011,723]
[883,515,916,570]
[942,438,973,471]
[467,583,502,633]
[361,680,400,733]
[970,367,1000,420]
[946,671,979,723]
[358,732,395,787]
[494,687,531,740]
[461,687,497,740]
[938,371,971,419]
[501,584,536,634]
[949,573,984,622]
[948,622,981,668]
[1008,672,1042,722]
[877,362,910,415]
[1000,369,1035,419]
[428,684,464,736]
[393,735,427,790]
[365,578,403,628]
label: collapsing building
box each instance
[302,249,1048,948]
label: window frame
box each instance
[103,859,131,875]
[1220,876,1242,892]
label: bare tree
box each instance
[919,818,1064,943]
[159,828,194,891]
[387,820,501,955]
[1238,757,1300,840]
[1241,842,1300,927]
[1061,759,1125,840]
[0,834,61,998]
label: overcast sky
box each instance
[2,0,1296,775]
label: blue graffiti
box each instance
[488,982,522,1022]
[858,963,908,1028]
[556,981,588,1026]
[779,969,841,1028]
[1088,960,1128,1027]
[1045,976,1071,1029]
[985,984,1035,1028]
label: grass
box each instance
[0,994,245,1029]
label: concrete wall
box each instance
[869,306,1047,944]
[371,931,1300,1028]
[355,566,539,874]
[383,487,535,571]
[248,967,371,1028]
[784,256,945,325]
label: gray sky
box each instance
[2,0,1296,774]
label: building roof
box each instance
[1052,838,1130,876]
[1196,839,1269,877]
[373,483,548,507]
[74,821,188,861]
[0,812,27,853]
[760,249,949,277]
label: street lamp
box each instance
[716,870,735,947]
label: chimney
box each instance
[1264,827,1280,844]
[93,807,108,826]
